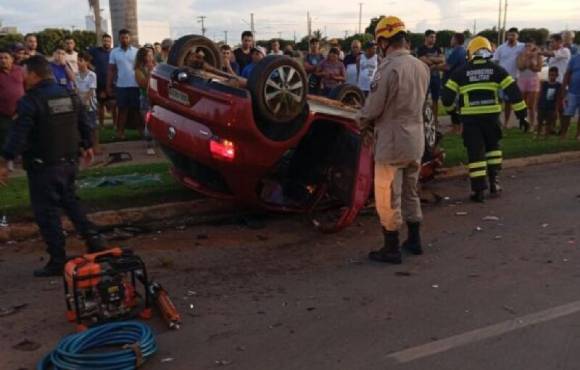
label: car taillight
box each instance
[210,138,236,161]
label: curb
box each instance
[0,199,235,243]
[439,150,580,179]
[2,151,579,243]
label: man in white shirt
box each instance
[493,27,525,128]
[540,33,571,83]
[64,36,78,74]
[269,40,283,56]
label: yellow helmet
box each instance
[467,36,493,60]
[375,16,406,41]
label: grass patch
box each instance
[1,163,198,222]
[98,126,143,144]
[442,125,580,167]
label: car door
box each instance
[311,127,374,233]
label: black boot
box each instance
[33,258,65,277]
[402,222,423,255]
[85,232,107,254]
[470,190,485,203]
[489,175,502,198]
[369,229,402,264]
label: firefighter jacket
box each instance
[358,49,430,164]
[441,58,527,119]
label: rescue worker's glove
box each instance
[450,111,461,126]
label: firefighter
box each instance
[442,36,529,203]
[358,16,430,264]
[0,56,106,277]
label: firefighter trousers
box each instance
[374,161,423,231]
[461,117,503,192]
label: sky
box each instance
[1,0,579,43]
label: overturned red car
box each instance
[147,35,444,231]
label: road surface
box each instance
[1,160,579,369]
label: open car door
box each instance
[310,127,374,233]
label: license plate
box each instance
[168,88,190,105]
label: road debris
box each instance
[12,339,41,351]
[432,284,439,289]
[215,360,232,366]
[161,357,175,363]
[475,226,483,232]
[0,303,27,317]
[395,271,413,277]
[541,223,549,228]
[483,216,500,221]
[502,305,517,315]
[306,307,316,311]
[455,211,468,216]
[494,235,502,240]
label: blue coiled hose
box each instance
[37,321,157,370]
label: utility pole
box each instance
[250,13,255,39]
[278,31,283,39]
[501,0,508,43]
[497,0,502,46]
[344,30,349,39]
[197,16,207,36]
[473,19,477,35]
[358,3,363,35]
[307,11,312,39]
[293,31,296,43]
[224,30,228,44]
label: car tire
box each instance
[247,55,308,128]
[167,34,223,70]
[423,100,438,152]
[328,84,366,108]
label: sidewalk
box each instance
[10,140,168,178]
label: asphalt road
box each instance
[1,160,579,370]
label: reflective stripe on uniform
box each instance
[468,161,487,169]
[512,100,527,111]
[470,170,487,178]
[486,150,502,158]
[459,82,500,94]
[487,158,503,165]
[461,105,503,115]
[500,76,515,90]
[445,79,460,92]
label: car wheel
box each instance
[167,34,223,70]
[247,55,308,127]
[328,84,366,109]
[423,100,437,152]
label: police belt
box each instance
[25,156,78,170]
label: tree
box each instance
[435,30,456,48]
[478,28,499,46]
[88,0,102,44]
[340,33,374,52]
[519,28,550,46]
[0,33,24,51]
[109,0,139,46]
[365,16,384,36]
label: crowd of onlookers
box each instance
[1,26,580,156]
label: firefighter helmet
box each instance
[375,16,406,41]
[467,36,493,60]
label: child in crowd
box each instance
[75,52,100,152]
[536,66,562,138]
[135,46,157,155]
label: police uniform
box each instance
[441,36,527,201]
[1,78,105,276]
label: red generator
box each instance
[63,248,152,331]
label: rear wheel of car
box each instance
[167,35,223,70]
[423,100,438,152]
[328,84,366,109]
[247,56,308,140]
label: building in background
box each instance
[109,0,139,45]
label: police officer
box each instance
[442,36,529,203]
[358,16,430,264]
[0,56,106,277]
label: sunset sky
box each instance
[1,0,578,41]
